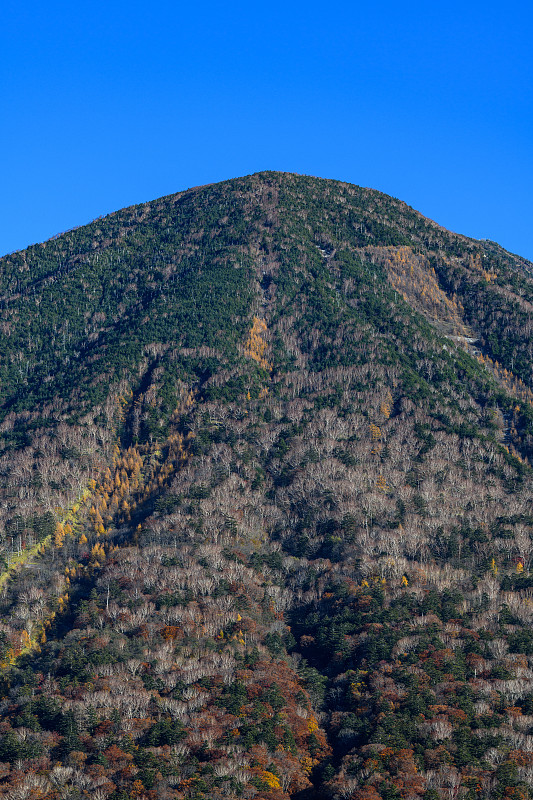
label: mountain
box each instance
[0,172,533,799]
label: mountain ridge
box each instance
[8,171,527,265]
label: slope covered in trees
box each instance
[0,172,533,799]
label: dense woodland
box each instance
[0,172,532,798]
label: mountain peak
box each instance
[0,175,532,799]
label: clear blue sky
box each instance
[2,0,532,260]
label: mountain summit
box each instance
[1,172,533,799]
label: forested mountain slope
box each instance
[0,172,533,799]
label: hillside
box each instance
[0,172,533,799]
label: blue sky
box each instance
[2,0,532,259]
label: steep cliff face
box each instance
[0,172,533,799]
